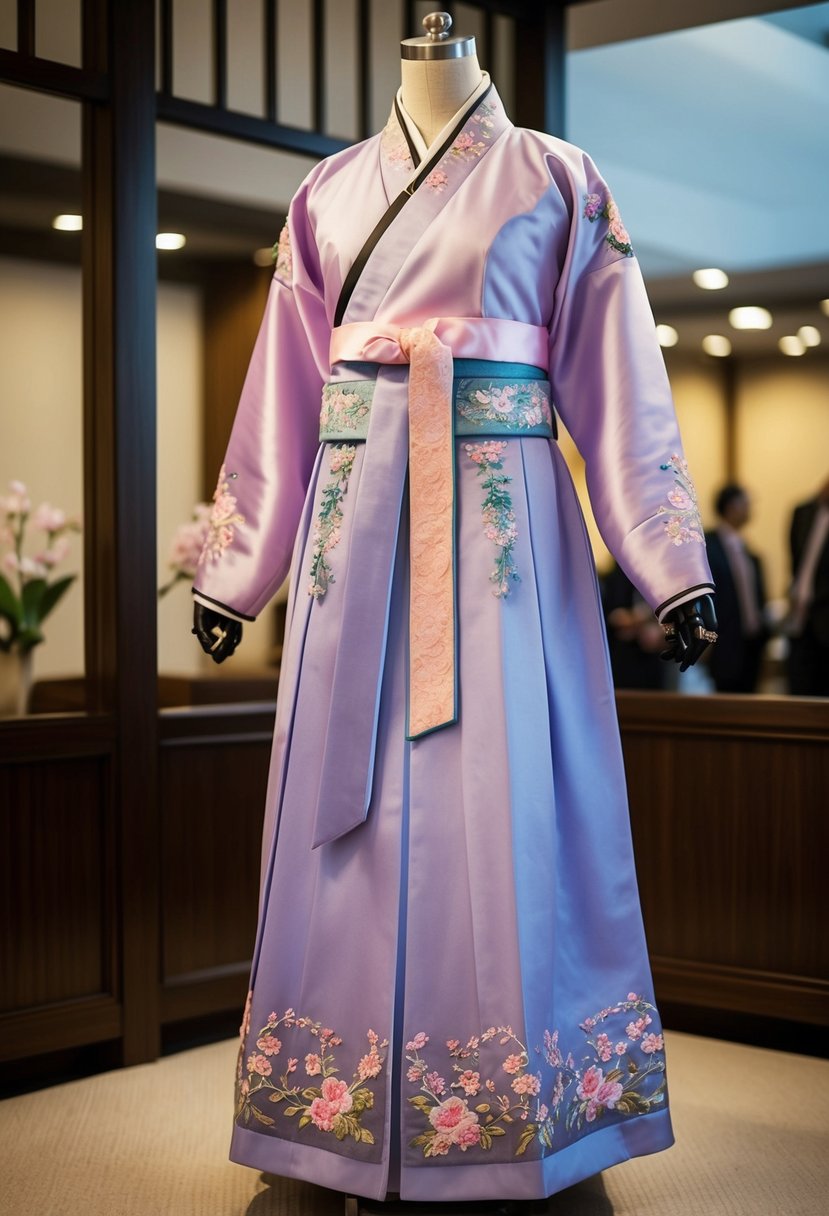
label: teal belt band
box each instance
[320,361,557,443]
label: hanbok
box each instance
[192,72,714,1202]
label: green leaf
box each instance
[282,1105,303,1116]
[488,1125,506,1137]
[515,1124,537,1157]
[38,575,75,624]
[250,1104,275,1127]
[16,627,44,653]
[475,1103,491,1113]
[410,1131,435,1149]
[298,1114,311,1129]
[302,1087,321,1100]
[0,572,21,626]
[268,1092,284,1103]
[21,578,47,627]
[333,1114,349,1141]
[604,1068,624,1083]
[358,1126,375,1145]
[408,1095,432,1112]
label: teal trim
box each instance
[320,368,556,444]
[452,359,546,380]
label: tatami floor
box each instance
[1,1028,827,1216]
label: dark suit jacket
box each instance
[704,529,767,686]
[791,500,829,645]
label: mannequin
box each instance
[193,11,716,670]
[190,10,721,1208]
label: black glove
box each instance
[192,602,243,664]
[659,594,718,673]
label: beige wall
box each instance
[735,358,829,600]
[0,258,278,683]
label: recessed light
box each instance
[656,324,679,347]
[821,300,829,317]
[253,247,274,267]
[156,232,186,250]
[692,268,729,290]
[798,326,821,348]
[779,336,805,357]
[52,214,83,231]
[702,335,731,357]
[729,307,772,330]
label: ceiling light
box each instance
[52,214,83,231]
[656,324,679,347]
[821,300,829,317]
[692,268,729,290]
[779,336,805,357]
[729,306,772,330]
[253,247,274,267]
[702,335,731,357]
[798,326,821,348]
[156,232,186,250]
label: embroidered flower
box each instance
[198,463,245,565]
[380,113,414,173]
[454,1070,481,1096]
[657,455,704,546]
[308,444,357,598]
[583,191,633,257]
[235,1005,388,1147]
[255,1034,282,1056]
[272,222,292,283]
[406,995,668,1160]
[457,380,553,432]
[319,382,373,437]
[425,169,449,192]
[465,441,520,596]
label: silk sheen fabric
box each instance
[192,76,713,1202]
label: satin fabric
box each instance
[192,76,713,1201]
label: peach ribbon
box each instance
[330,317,548,740]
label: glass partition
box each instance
[566,2,829,695]
[0,81,85,714]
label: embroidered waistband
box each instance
[320,360,557,442]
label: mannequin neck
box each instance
[400,55,483,147]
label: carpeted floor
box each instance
[0,1028,827,1216]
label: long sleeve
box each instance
[546,150,714,620]
[192,177,328,621]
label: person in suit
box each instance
[704,485,768,693]
[787,476,829,696]
[601,562,670,690]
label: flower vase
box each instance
[0,648,34,717]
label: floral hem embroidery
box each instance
[583,191,633,257]
[235,991,388,1146]
[405,994,667,1160]
[308,444,357,598]
[657,454,704,546]
[198,462,244,565]
[465,441,519,597]
[272,222,292,284]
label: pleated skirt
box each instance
[228,434,675,1201]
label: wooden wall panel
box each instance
[158,706,274,1022]
[0,755,114,1014]
[619,693,829,1026]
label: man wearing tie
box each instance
[704,484,768,693]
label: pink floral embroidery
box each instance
[425,169,448,192]
[458,380,553,430]
[198,463,245,565]
[406,994,668,1159]
[234,996,388,1146]
[583,191,633,257]
[465,441,520,596]
[272,222,292,283]
[380,113,414,174]
[658,455,704,546]
[308,444,357,598]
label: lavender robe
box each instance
[192,74,714,1202]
